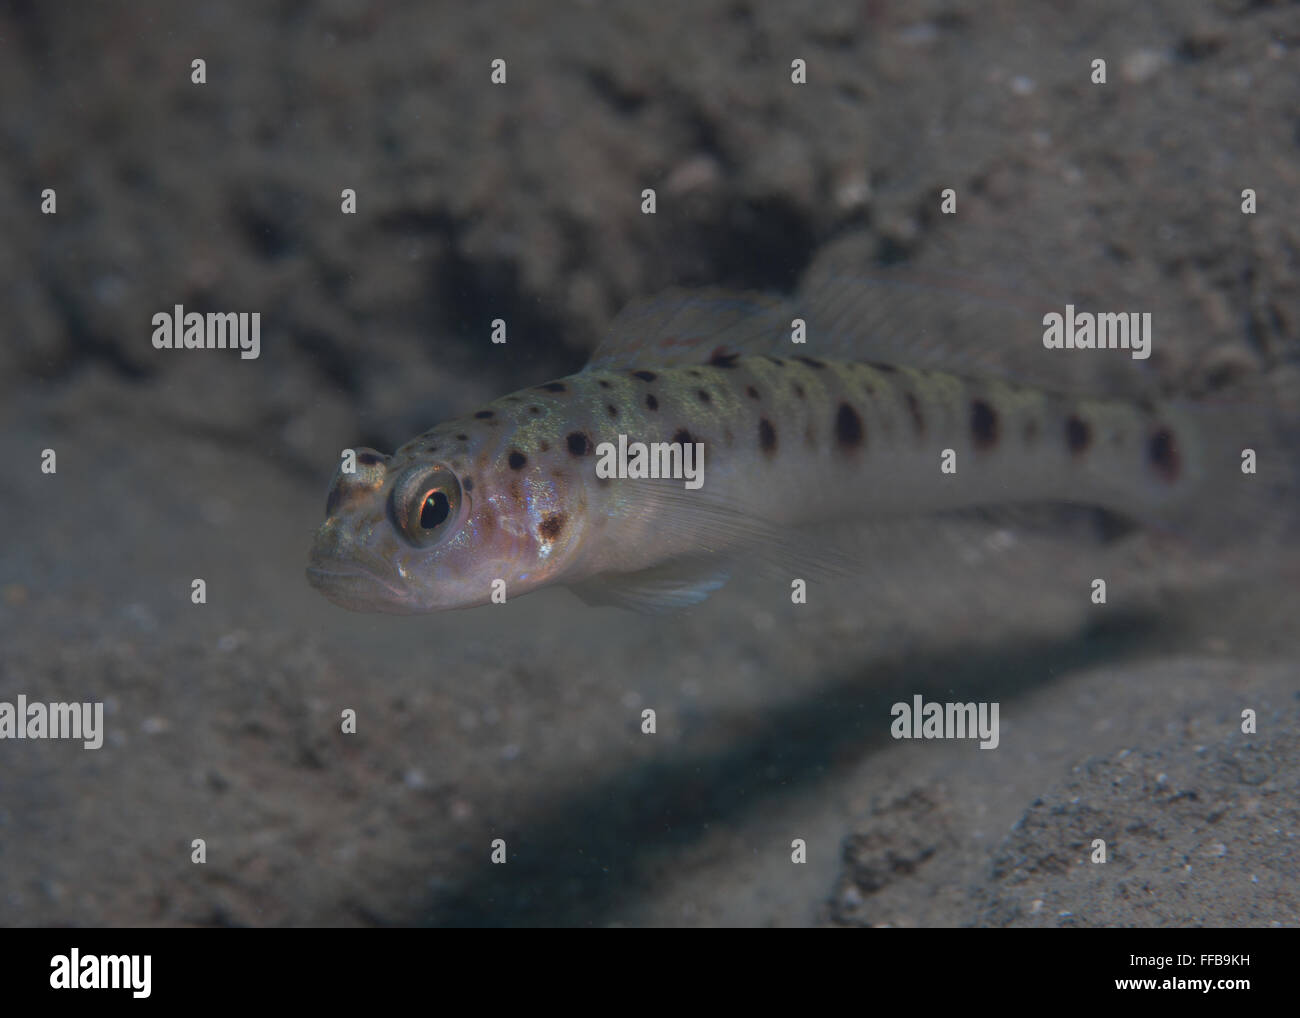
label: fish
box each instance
[307,276,1296,614]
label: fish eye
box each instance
[390,465,463,547]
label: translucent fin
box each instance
[585,289,796,371]
[569,557,731,613]
[584,266,1163,399]
[799,233,1167,397]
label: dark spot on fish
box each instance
[567,431,591,456]
[687,369,703,378]
[455,433,468,442]
[697,389,711,404]
[540,513,566,541]
[607,404,619,418]
[632,370,657,382]
[905,392,925,436]
[793,383,806,399]
[673,428,694,447]
[795,356,826,370]
[508,450,527,470]
[971,399,998,450]
[356,450,384,466]
[759,417,777,455]
[528,406,541,415]
[1148,426,1180,482]
[836,403,865,450]
[475,410,495,419]
[539,382,567,393]
[645,393,659,411]
[746,385,761,400]
[598,379,611,389]
[710,350,740,368]
[868,361,898,374]
[539,440,550,452]
[1066,415,1091,456]
[768,357,786,367]
[463,477,473,492]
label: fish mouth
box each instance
[306,559,416,613]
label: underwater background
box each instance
[1,0,1297,926]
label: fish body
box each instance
[308,286,1267,614]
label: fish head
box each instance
[307,422,587,612]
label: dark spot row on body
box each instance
[1148,426,1180,482]
[746,385,761,400]
[539,382,567,393]
[673,428,694,447]
[607,404,619,418]
[970,399,998,450]
[687,368,703,378]
[1066,415,1091,456]
[539,439,550,452]
[508,450,527,470]
[905,392,925,436]
[759,417,777,455]
[697,389,711,404]
[645,393,659,411]
[455,433,469,442]
[463,476,473,492]
[835,403,865,450]
[598,379,611,389]
[792,383,806,399]
[767,357,786,367]
[632,370,657,382]
[539,512,567,540]
[795,356,826,370]
[567,431,591,456]
[475,409,495,419]
[867,361,898,374]
[709,350,741,368]
[528,406,541,415]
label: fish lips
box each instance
[305,557,422,614]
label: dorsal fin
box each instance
[584,288,795,371]
[586,249,1167,398]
